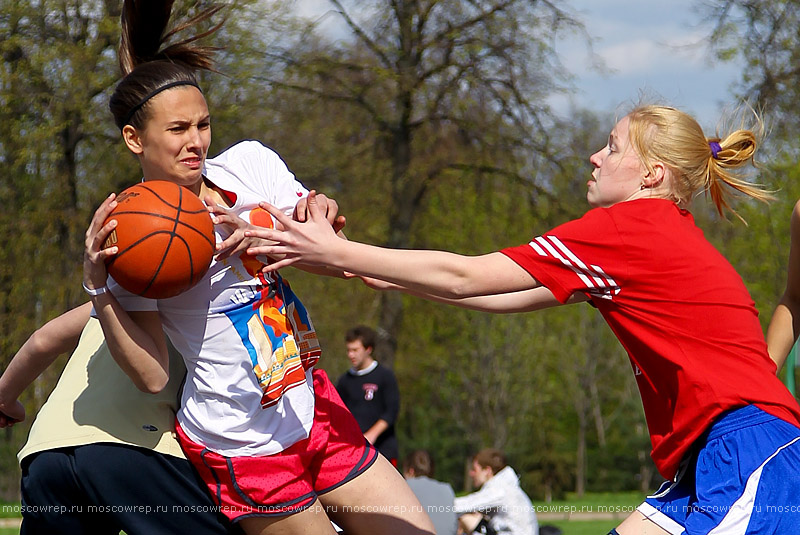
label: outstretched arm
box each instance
[767,200,800,370]
[355,275,585,313]
[0,302,92,427]
[246,192,542,300]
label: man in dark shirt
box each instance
[336,325,400,465]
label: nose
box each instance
[589,148,603,168]
[186,126,203,149]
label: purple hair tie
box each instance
[709,141,722,159]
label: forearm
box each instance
[453,486,505,513]
[364,419,389,443]
[329,242,536,298]
[403,285,581,313]
[769,200,800,371]
[766,300,800,371]
[294,263,348,279]
[0,303,91,402]
[91,294,169,393]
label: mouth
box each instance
[181,157,203,170]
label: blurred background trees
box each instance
[0,0,797,502]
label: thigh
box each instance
[20,449,118,535]
[319,454,434,535]
[615,510,673,535]
[238,501,337,535]
[73,443,238,535]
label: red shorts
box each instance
[176,369,378,521]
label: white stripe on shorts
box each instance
[708,436,800,535]
[636,502,685,535]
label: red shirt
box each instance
[502,198,800,479]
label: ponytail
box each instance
[627,104,772,220]
[705,127,772,218]
[110,0,225,130]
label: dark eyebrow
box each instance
[167,115,211,127]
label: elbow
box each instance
[27,329,49,356]
[137,374,169,395]
[440,276,475,299]
[445,283,479,300]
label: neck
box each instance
[626,185,675,204]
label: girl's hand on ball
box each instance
[83,193,118,290]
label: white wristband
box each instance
[82,282,109,296]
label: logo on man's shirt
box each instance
[362,383,379,400]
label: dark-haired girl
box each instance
[80,2,434,534]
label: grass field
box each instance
[547,519,619,534]
[545,491,644,510]
[537,491,644,534]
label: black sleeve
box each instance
[336,373,351,405]
[378,367,400,426]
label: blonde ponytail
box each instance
[705,127,773,218]
[627,105,772,220]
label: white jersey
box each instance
[454,466,539,535]
[108,140,320,457]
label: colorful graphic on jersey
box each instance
[223,208,320,409]
[224,274,320,409]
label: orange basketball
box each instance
[103,181,215,299]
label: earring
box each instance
[640,184,646,190]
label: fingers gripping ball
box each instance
[103,181,215,299]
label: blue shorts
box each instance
[638,405,800,534]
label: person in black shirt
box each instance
[336,326,400,465]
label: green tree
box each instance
[0,0,287,499]
[260,0,586,367]
[705,0,800,144]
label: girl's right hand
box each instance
[83,193,119,292]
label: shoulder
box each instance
[337,371,354,384]
[565,199,686,239]
[375,363,397,379]
[210,139,281,164]
[547,205,618,237]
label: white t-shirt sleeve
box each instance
[90,277,158,317]
[453,484,505,513]
[226,140,309,216]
